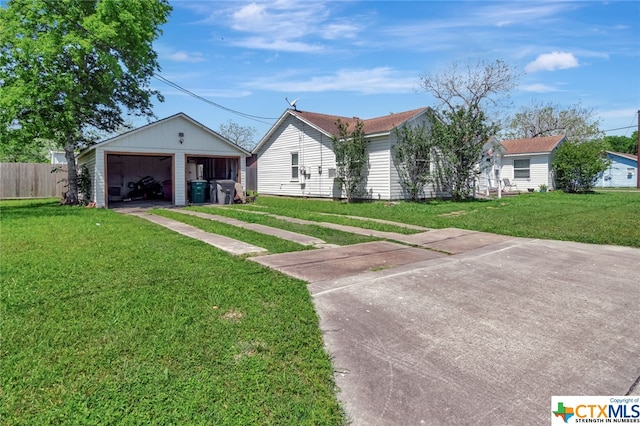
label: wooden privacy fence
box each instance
[0,163,68,199]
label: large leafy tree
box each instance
[0,0,171,204]
[0,133,52,163]
[419,60,518,200]
[503,101,603,143]
[604,131,638,155]
[332,119,368,202]
[393,124,435,201]
[429,107,498,201]
[552,139,610,193]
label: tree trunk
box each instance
[63,140,79,205]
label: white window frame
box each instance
[291,152,299,181]
[513,159,530,179]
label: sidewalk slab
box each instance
[131,212,267,256]
[169,209,329,247]
[316,212,431,231]
[250,241,446,282]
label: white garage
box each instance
[77,113,250,208]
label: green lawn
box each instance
[0,199,345,425]
[185,206,379,246]
[2,191,638,423]
[228,203,421,235]
[150,208,312,254]
[240,191,640,247]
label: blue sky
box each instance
[147,1,640,143]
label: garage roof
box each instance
[78,112,251,157]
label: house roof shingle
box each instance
[293,107,428,137]
[500,135,565,155]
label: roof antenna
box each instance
[285,97,298,111]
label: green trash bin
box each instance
[190,180,206,203]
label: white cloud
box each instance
[230,1,329,39]
[322,22,363,40]
[245,67,417,94]
[231,37,324,53]
[525,52,579,72]
[165,51,206,63]
[520,83,561,93]
[222,1,365,53]
[477,3,575,26]
[156,44,206,63]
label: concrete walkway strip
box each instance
[130,212,267,256]
[316,212,431,231]
[169,209,331,247]
[182,207,514,255]
[224,208,411,241]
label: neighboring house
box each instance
[595,151,638,188]
[77,113,250,208]
[252,107,442,200]
[498,135,566,191]
[49,151,68,165]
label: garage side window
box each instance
[513,159,530,179]
[291,152,299,180]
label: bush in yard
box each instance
[552,140,610,193]
[332,118,369,202]
[393,124,436,201]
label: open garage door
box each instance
[185,155,240,203]
[106,153,173,208]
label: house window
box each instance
[291,152,299,180]
[513,159,530,179]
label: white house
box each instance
[77,113,250,208]
[498,135,566,191]
[252,107,445,200]
[595,151,638,188]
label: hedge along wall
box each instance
[0,163,68,199]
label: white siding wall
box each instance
[257,109,443,200]
[105,116,242,156]
[257,115,337,198]
[596,156,637,188]
[94,148,106,207]
[77,114,247,207]
[175,154,186,206]
[389,130,446,200]
[365,136,391,200]
[502,154,551,191]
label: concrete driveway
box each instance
[303,237,640,425]
[127,205,639,424]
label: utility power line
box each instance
[602,125,637,133]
